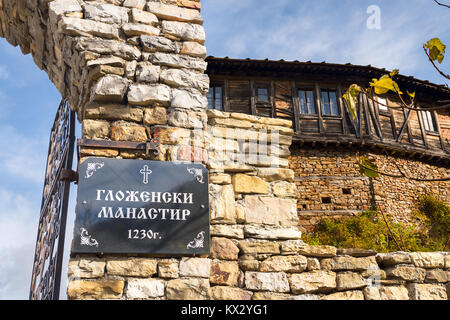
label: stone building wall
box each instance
[1,0,449,301]
[290,146,450,231]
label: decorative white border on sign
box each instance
[187,167,205,184]
[80,228,99,247]
[85,161,104,179]
[187,231,205,249]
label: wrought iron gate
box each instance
[29,100,76,300]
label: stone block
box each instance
[166,278,210,300]
[271,181,297,197]
[244,196,298,227]
[179,257,211,278]
[290,271,336,294]
[160,68,209,92]
[181,41,207,58]
[259,255,307,273]
[158,259,179,279]
[337,248,377,257]
[136,62,161,83]
[385,265,426,282]
[245,272,290,293]
[122,23,160,37]
[128,83,171,106]
[209,173,232,185]
[82,119,110,139]
[243,225,302,240]
[131,8,158,25]
[111,124,148,142]
[410,252,445,269]
[143,106,167,126]
[59,17,119,39]
[320,290,364,300]
[91,75,128,102]
[152,126,191,145]
[210,237,239,260]
[68,258,105,279]
[210,224,244,239]
[425,269,450,283]
[84,103,143,122]
[76,38,141,60]
[336,272,367,291]
[298,245,337,258]
[232,174,269,194]
[161,20,205,43]
[171,88,208,109]
[83,2,129,24]
[146,2,203,24]
[211,286,253,300]
[321,256,378,271]
[210,260,240,286]
[141,35,178,53]
[363,285,409,300]
[376,252,412,266]
[106,258,157,277]
[126,279,165,299]
[209,184,236,224]
[238,239,280,255]
[408,283,447,300]
[67,280,124,300]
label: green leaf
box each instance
[425,38,446,64]
[343,84,362,120]
[370,77,403,95]
[359,157,380,178]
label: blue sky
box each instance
[0,0,449,299]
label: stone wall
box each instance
[290,146,450,231]
[1,0,449,301]
[68,245,450,300]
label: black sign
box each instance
[72,158,210,255]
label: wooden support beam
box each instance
[314,83,325,134]
[291,81,301,133]
[396,108,413,143]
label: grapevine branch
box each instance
[433,0,450,9]
[423,46,450,80]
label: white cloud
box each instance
[0,126,48,184]
[0,189,38,300]
[0,65,8,79]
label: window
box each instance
[257,87,269,103]
[321,90,340,116]
[298,89,317,115]
[207,86,223,111]
[376,96,389,112]
[422,110,438,133]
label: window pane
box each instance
[207,88,214,110]
[329,91,339,116]
[298,91,307,114]
[257,88,269,102]
[377,97,388,112]
[423,111,437,132]
[306,91,316,115]
[322,91,331,115]
[215,87,223,111]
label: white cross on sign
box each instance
[140,165,152,184]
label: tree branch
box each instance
[365,91,450,111]
[423,46,450,80]
[359,163,450,182]
[434,0,450,8]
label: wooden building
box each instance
[206,56,450,229]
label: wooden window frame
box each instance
[320,88,341,118]
[207,83,225,111]
[421,109,439,135]
[296,86,318,118]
